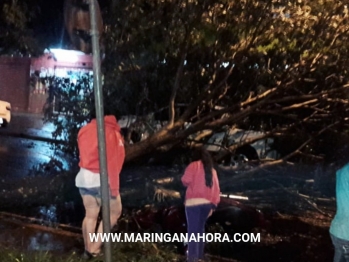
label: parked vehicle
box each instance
[204,127,278,166]
[0,100,11,127]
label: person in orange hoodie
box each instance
[181,147,220,262]
[75,107,125,260]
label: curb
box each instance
[0,211,81,238]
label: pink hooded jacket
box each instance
[181,160,220,206]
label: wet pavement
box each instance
[0,112,54,140]
[0,112,82,253]
[0,136,59,179]
[0,112,70,178]
[0,212,82,252]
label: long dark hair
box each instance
[192,147,214,188]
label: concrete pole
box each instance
[88,0,112,262]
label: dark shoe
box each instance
[82,250,103,261]
[82,250,94,260]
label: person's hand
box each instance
[208,209,213,218]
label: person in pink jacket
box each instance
[181,147,220,262]
[76,108,125,260]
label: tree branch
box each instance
[168,50,187,127]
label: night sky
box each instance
[30,0,110,49]
[30,0,66,48]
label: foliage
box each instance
[0,250,79,262]
[100,0,349,164]
[0,0,70,55]
[28,157,66,177]
[43,0,349,169]
[0,242,180,262]
[112,241,179,261]
[0,0,43,55]
[43,74,94,158]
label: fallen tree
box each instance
[45,0,349,171]
[104,0,349,163]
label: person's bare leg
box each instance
[110,195,122,227]
[90,214,103,254]
[89,195,122,254]
[81,195,100,254]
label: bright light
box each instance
[222,62,230,68]
[49,49,85,63]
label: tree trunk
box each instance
[125,128,178,162]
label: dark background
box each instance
[30,0,110,49]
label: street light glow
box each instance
[49,48,85,63]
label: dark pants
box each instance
[185,204,212,262]
[331,233,349,262]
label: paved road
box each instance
[0,112,53,138]
[0,135,67,179]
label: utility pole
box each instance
[88,0,112,262]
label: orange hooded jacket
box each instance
[77,115,125,196]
